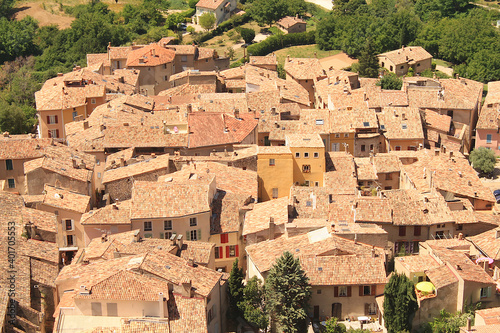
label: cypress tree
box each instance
[227,259,244,321]
[358,39,380,78]
[265,251,311,333]
[383,273,418,333]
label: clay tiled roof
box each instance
[194,92,249,113]
[168,294,208,332]
[187,112,258,148]
[330,107,378,133]
[373,153,401,174]
[243,196,289,236]
[169,70,217,82]
[164,44,197,55]
[328,196,393,224]
[104,125,188,149]
[289,186,331,220]
[395,254,440,273]
[109,46,133,60]
[378,46,432,65]
[42,185,90,214]
[21,238,59,264]
[324,152,357,195]
[22,207,57,233]
[30,257,58,287]
[196,0,226,10]
[249,55,277,66]
[102,154,170,184]
[276,16,306,29]
[0,137,52,160]
[459,324,500,333]
[300,254,387,286]
[285,133,324,148]
[87,53,109,68]
[246,229,382,273]
[424,109,452,132]
[476,307,500,325]
[159,83,216,96]
[81,200,132,225]
[425,265,458,289]
[476,104,500,130]
[126,44,175,67]
[257,146,292,155]
[378,107,424,140]
[131,181,211,219]
[469,227,500,260]
[284,58,326,80]
[178,241,214,266]
[406,78,482,111]
[354,158,377,181]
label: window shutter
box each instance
[46,116,50,124]
[160,232,164,239]
[371,285,376,296]
[365,303,370,315]
[226,246,230,258]
[235,245,239,257]
[55,115,58,124]
[359,286,363,296]
[487,286,492,298]
[347,286,352,297]
[334,287,338,297]
[219,247,223,258]
[186,231,190,241]
[56,129,60,138]
[48,130,51,138]
[197,229,201,241]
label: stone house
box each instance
[378,46,432,76]
[276,15,307,34]
[195,0,237,26]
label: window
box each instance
[190,229,198,241]
[399,226,406,237]
[315,181,319,187]
[164,75,168,81]
[72,111,78,121]
[317,289,322,294]
[96,159,100,166]
[370,144,374,152]
[400,65,404,69]
[295,152,300,158]
[361,145,366,152]
[366,303,377,315]
[65,219,73,231]
[314,152,319,158]
[97,172,101,179]
[215,246,223,259]
[457,224,463,231]
[66,235,74,246]
[164,220,172,230]
[487,134,492,144]
[395,146,402,151]
[47,115,58,124]
[48,129,59,138]
[335,133,340,138]
[107,303,118,317]
[339,286,348,297]
[269,159,275,166]
[190,217,197,227]
[91,98,96,104]
[144,221,152,231]
[305,181,310,186]
[316,119,324,125]
[302,165,311,173]
[304,152,309,158]
[165,232,172,240]
[229,245,236,257]
[363,285,372,296]
[481,287,492,299]
[417,63,421,67]
[384,186,392,190]
[344,133,349,138]
[385,173,392,180]
[306,201,312,207]
[7,179,15,189]
[414,226,421,237]
[390,66,393,71]
[220,233,229,243]
[5,159,13,170]
[181,55,188,62]
[91,302,102,316]
[272,188,278,199]
[408,146,417,151]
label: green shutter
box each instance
[487,286,492,298]
[186,230,190,241]
[159,232,164,239]
[197,229,201,241]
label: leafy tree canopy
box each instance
[227,259,244,321]
[377,72,403,90]
[470,147,497,175]
[383,273,418,333]
[240,276,268,330]
[199,12,216,31]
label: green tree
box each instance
[227,259,244,321]
[237,27,255,44]
[383,273,418,333]
[357,39,379,78]
[249,0,289,26]
[377,72,403,90]
[325,317,347,333]
[199,12,216,31]
[240,276,268,330]
[470,147,497,175]
[188,0,199,8]
[265,251,311,333]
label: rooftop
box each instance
[42,184,91,214]
[378,46,432,65]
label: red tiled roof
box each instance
[126,44,175,67]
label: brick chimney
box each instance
[269,217,276,240]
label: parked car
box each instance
[493,189,500,203]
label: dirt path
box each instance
[14,2,74,29]
[319,52,358,71]
[305,0,332,10]
[436,65,454,77]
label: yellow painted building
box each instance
[329,131,355,154]
[257,146,293,201]
[286,134,325,187]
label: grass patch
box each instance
[273,44,340,65]
[433,58,452,68]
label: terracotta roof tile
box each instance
[81,200,132,225]
[276,16,306,28]
[21,207,57,233]
[284,58,326,80]
[126,44,175,67]
[378,107,424,140]
[243,196,289,236]
[168,294,208,332]
[104,125,188,149]
[469,227,500,260]
[103,154,170,184]
[476,307,500,325]
[395,254,440,273]
[196,0,226,10]
[378,46,432,65]
[249,55,277,66]
[324,152,357,195]
[42,184,91,214]
[0,137,52,160]
[424,109,452,132]
[425,265,458,289]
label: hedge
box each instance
[181,8,196,18]
[246,30,315,56]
